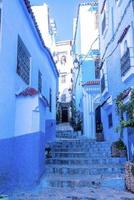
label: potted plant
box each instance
[125,162,134,192]
[115,88,134,192]
[111,139,127,157]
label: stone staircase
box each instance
[44,124,126,190]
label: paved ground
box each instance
[9,186,134,200]
[56,123,73,132]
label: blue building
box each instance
[72,2,101,138]
[0,0,58,192]
[98,0,134,159]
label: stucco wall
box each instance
[99,0,134,153]
[0,0,58,191]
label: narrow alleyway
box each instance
[10,123,134,200]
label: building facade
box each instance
[32,2,57,53]
[72,1,101,138]
[98,0,134,159]
[0,0,58,192]
[55,41,73,123]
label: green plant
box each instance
[114,139,126,150]
[115,88,134,138]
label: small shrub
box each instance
[114,140,126,150]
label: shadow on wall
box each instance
[0,120,56,193]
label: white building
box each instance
[55,41,73,123]
[32,3,56,53]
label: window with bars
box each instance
[61,94,66,102]
[102,12,106,35]
[108,113,113,128]
[101,74,105,93]
[95,59,100,79]
[49,88,52,112]
[38,71,42,93]
[17,36,31,85]
[61,75,66,83]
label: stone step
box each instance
[45,164,124,176]
[43,174,124,189]
[46,157,126,165]
[50,151,111,158]
[56,130,77,139]
[54,139,110,145]
[51,142,111,150]
[50,149,111,156]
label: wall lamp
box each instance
[73,58,80,69]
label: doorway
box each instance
[62,108,68,122]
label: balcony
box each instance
[121,47,134,81]
[101,74,105,93]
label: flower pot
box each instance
[111,141,127,157]
[125,162,134,192]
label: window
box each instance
[115,0,122,6]
[61,75,66,83]
[108,113,113,128]
[95,58,100,79]
[124,40,128,53]
[17,36,31,84]
[49,89,52,112]
[38,71,42,93]
[101,74,105,93]
[102,12,106,35]
[60,55,66,65]
[95,11,99,30]
[101,0,108,36]
[61,94,66,102]
[111,7,114,37]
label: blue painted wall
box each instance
[0,0,58,192]
[74,59,96,112]
[82,60,95,82]
[99,0,134,158]
[0,132,44,192]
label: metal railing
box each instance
[121,48,131,76]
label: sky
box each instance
[30,0,89,41]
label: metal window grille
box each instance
[17,36,30,85]
[49,89,52,112]
[108,113,113,128]
[101,74,105,93]
[38,71,42,93]
[95,59,100,79]
[102,12,106,35]
[120,48,131,76]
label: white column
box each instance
[90,95,96,139]
[86,93,96,139]
[83,90,87,136]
